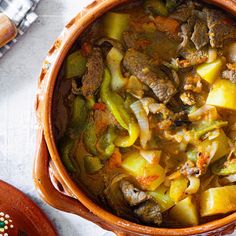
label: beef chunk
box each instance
[204,8,236,48]
[134,200,162,225]
[82,47,104,97]
[123,31,139,50]
[120,180,148,206]
[119,180,162,225]
[178,9,209,51]
[222,70,236,83]
[191,18,209,50]
[178,16,196,49]
[123,49,177,103]
[170,1,196,22]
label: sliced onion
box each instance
[139,97,156,115]
[185,176,200,194]
[208,141,219,162]
[207,129,220,140]
[223,174,236,183]
[130,101,151,148]
[140,149,161,164]
[188,105,218,122]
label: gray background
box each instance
[0,0,114,235]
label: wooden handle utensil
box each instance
[0,13,17,48]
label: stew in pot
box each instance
[53,0,236,227]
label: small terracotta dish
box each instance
[0,180,57,236]
[34,0,236,235]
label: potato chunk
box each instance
[200,185,236,217]
[121,152,165,191]
[206,79,236,111]
[197,58,223,84]
[170,196,199,226]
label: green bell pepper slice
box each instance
[59,137,78,173]
[69,96,88,137]
[100,68,139,147]
[100,68,130,130]
[83,116,98,156]
[65,50,87,79]
[97,126,117,159]
[84,155,103,174]
[212,157,236,176]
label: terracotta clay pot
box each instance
[34,0,236,235]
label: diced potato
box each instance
[196,58,223,84]
[170,196,199,226]
[121,151,165,191]
[121,152,146,175]
[169,176,188,202]
[149,185,175,212]
[200,185,236,216]
[206,79,236,111]
[198,129,230,163]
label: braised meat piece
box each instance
[191,18,209,50]
[178,16,196,49]
[120,180,148,206]
[204,8,236,48]
[123,49,177,103]
[134,200,162,225]
[170,1,196,22]
[123,31,139,50]
[82,47,104,97]
[119,180,162,225]
[178,9,209,51]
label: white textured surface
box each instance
[0,0,114,235]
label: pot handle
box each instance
[33,128,103,223]
[33,128,132,236]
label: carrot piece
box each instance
[154,16,179,36]
[93,102,106,111]
[108,148,122,169]
[81,42,92,56]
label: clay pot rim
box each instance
[41,0,236,235]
